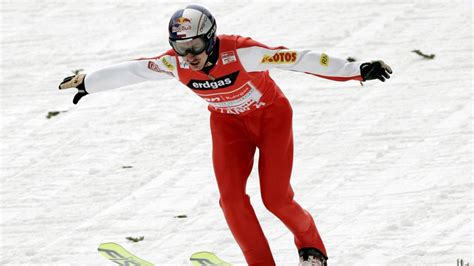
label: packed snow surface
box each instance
[1,0,472,265]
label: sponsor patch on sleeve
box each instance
[221,51,237,65]
[261,51,297,64]
[161,57,175,71]
[320,53,329,67]
[148,61,161,72]
[148,61,174,77]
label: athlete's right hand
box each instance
[360,61,392,82]
[58,74,88,104]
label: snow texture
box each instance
[1,0,472,265]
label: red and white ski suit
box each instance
[84,35,363,265]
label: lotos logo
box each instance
[261,51,297,64]
[187,71,239,90]
[172,17,192,33]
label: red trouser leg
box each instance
[210,97,326,265]
[210,112,274,266]
[254,97,326,256]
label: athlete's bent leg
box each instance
[210,113,275,266]
[256,97,327,257]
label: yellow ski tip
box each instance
[98,242,154,266]
[190,251,232,266]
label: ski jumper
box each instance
[84,35,363,265]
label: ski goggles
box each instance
[169,36,208,56]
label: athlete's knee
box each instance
[261,194,291,215]
[219,194,251,210]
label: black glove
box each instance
[58,74,88,104]
[360,60,392,82]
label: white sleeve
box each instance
[237,46,363,81]
[84,55,178,93]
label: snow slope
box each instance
[1,0,472,265]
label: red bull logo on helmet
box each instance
[176,17,191,24]
[172,17,192,33]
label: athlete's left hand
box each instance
[360,60,392,82]
[58,74,88,104]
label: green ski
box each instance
[98,242,154,266]
[190,251,233,266]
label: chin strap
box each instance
[202,37,220,73]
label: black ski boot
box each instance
[298,248,327,266]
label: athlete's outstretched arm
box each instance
[236,36,391,82]
[59,52,177,104]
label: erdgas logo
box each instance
[187,71,239,90]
